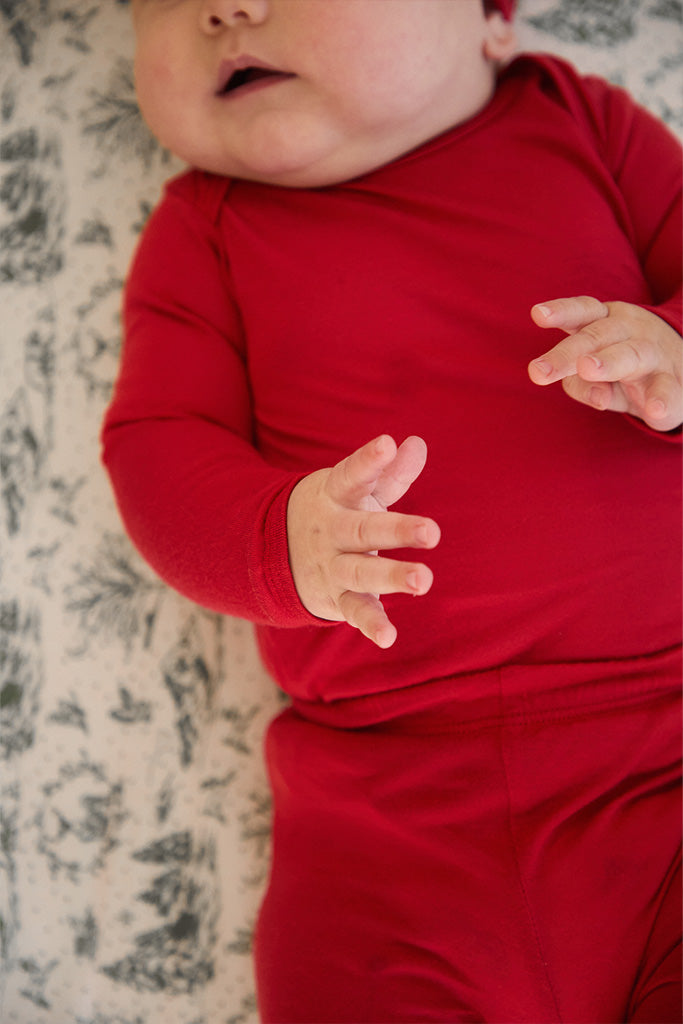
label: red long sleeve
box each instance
[102,179,316,626]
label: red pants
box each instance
[255,664,682,1023]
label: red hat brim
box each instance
[490,0,516,19]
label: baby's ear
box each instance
[483,13,518,63]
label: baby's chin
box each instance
[177,119,395,190]
[193,157,347,189]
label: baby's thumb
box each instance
[372,435,428,508]
[531,296,609,334]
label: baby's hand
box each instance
[528,296,682,432]
[286,434,441,649]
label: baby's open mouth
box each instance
[217,65,295,97]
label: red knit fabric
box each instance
[256,683,681,1022]
[102,55,682,715]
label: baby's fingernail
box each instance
[376,626,397,649]
[535,304,553,319]
[406,571,421,593]
[532,359,553,378]
[587,355,603,371]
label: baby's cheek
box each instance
[134,62,182,146]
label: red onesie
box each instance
[103,56,682,1022]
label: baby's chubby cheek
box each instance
[133,55,182,142]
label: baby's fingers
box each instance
[333,551,434,648]
[531,295,609,335]
[337,591,397,649]
[560,375,626,415]
[529,298,618,386]
[562,370,682,430]
[338,509,440,555]
[640,372,683,430]
[328,434,432,513]
[529,297,683,430]
[575,335,667,384]
[333,552,434,599]
[327,434,398,508]
[373,435,428,508]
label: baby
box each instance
[103,2,682,1021]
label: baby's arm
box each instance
[526,71,683,431]
[528,296,682,432]
[287,434,441,649]
[103,179,440,641]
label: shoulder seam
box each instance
[164,169,232,226]
[510,53,612,167]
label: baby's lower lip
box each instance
[218,72,296,100]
